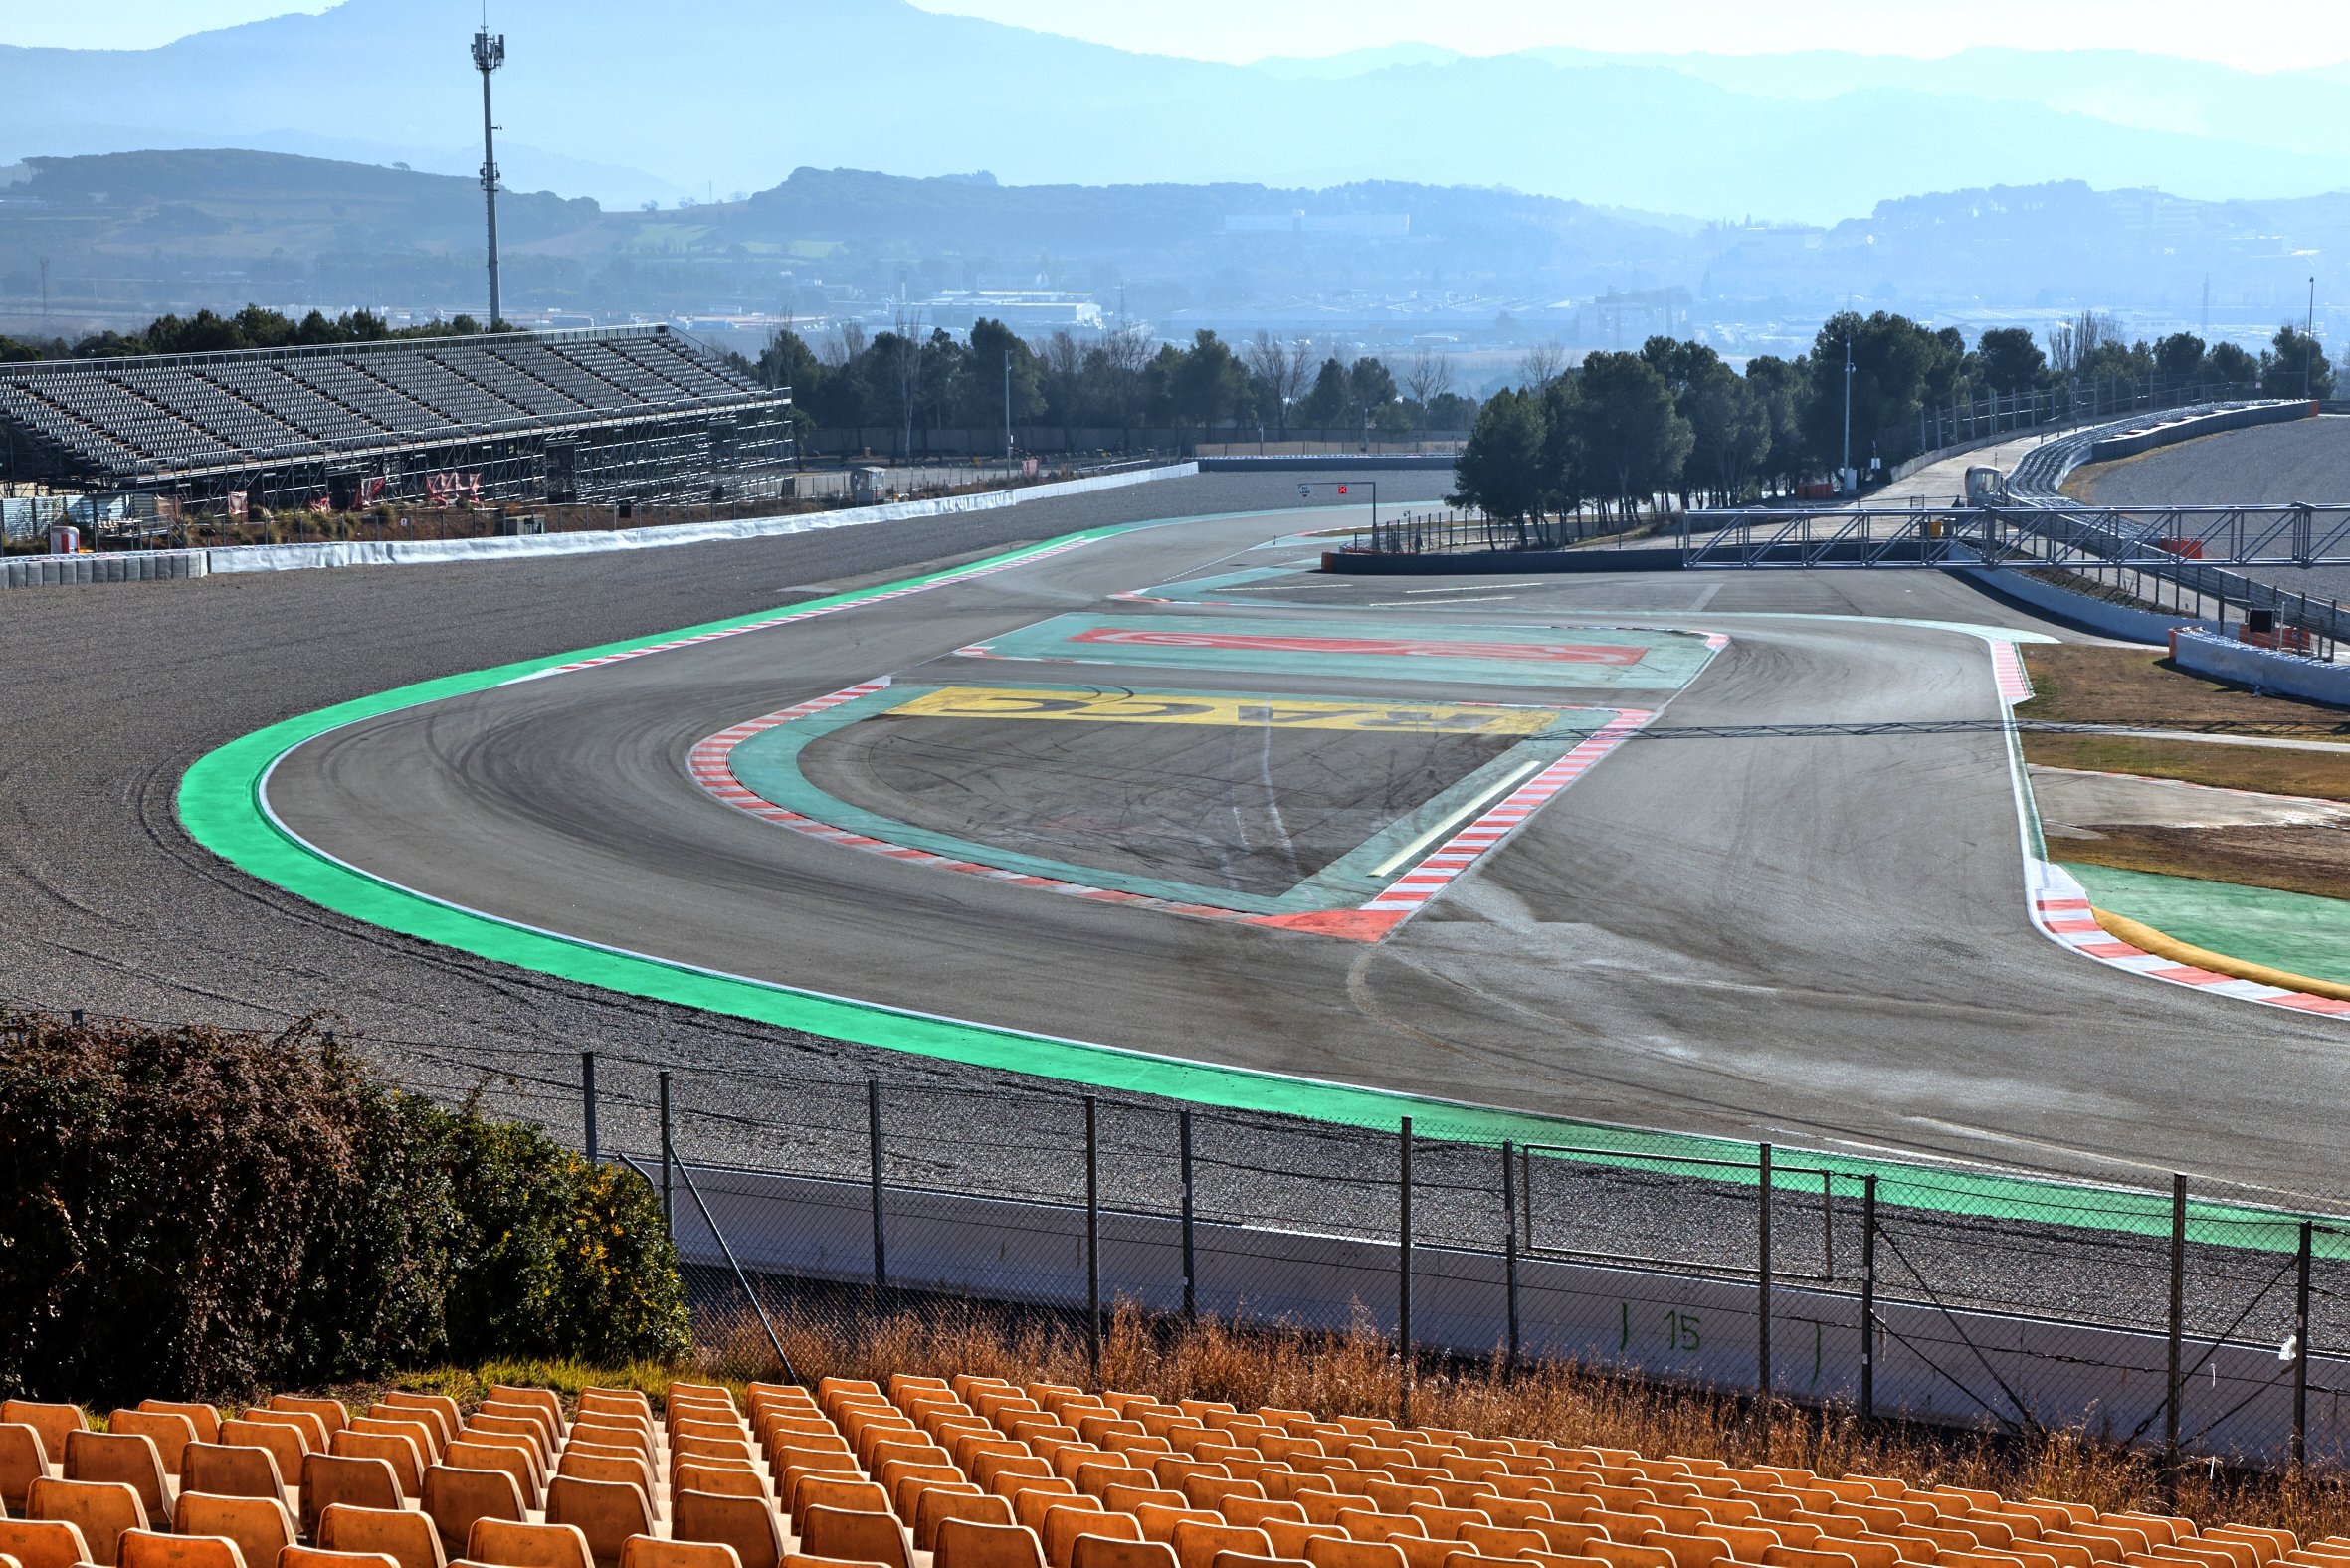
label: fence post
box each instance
[2165,1173,2187,1508]
[1085,1096,1102,1389]
[1860,1174,1877,1422]
[1758,1141,1773,1451]
[2295,1219,2313,1470]
[580,1051,599,1163]
[1502,1139,1520,1374]
[1179,1109,1197,1323]
[658,1070,674,1235]
[868,1080,887,1289]
[1399,1116,1415,1428]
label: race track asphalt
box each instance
[247,500,2350,1205]
[8,458,2348,1237]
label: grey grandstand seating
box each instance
[0,383,149,474]
[492,344,636,413]
[431,347,587,421]
[551,340,693,405]
[22,372,229,468]
[0,329,776,490]
[361,353,532,430]
[197,363,391,448]
[111,366,317,461]
[610,337,745,402]
[279,358,458,438]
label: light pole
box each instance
[1003,349,1013,461]
[1841,336,1855,494]
[2306,277,2317,400]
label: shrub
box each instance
[0,1009,685,1403]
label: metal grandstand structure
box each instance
[0,325,792,511]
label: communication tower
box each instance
[473,25,506,328]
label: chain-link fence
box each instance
[474,1045,2350,1470]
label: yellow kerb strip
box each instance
[891,686,1561,735]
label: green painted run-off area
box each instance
[2069,863,2350,988]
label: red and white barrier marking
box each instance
[689,681,1657,943]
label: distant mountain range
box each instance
[2,1,2348,222]
[3,151,2342,357]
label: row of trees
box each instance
[1451,312,2338,525]
[0,306,508,362]
[748,319,1479,448]
[1980,312,2334,400]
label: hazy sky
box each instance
[917,0,2347,70]
[13,0,2349,70]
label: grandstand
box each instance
[0,326,792,512]
[0,1376,2331,1568]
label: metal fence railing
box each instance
[20,995,2350,1468]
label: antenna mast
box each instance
[473,22,506,328]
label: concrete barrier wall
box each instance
[1199,455,1457,472]
[1323,547,1686,575]
[1953,567,2224,645]
[2084,401,2316,464]
[675,1163,2344,1461]
[2173,627,2350,707]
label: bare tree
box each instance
[1245,331,1313,438]
[824,319,868,369]
[1405,347,1455,433]
[1040,329,1086,445]
[2046,310,2117,376]
[1518,339,1568,391]
[889,307,925,460]
[1098,321,1154,445]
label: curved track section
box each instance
[222,503,2350,1195]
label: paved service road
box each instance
[258,504,2350,1200]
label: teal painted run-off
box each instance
[2069,863,2350,988]
[173,517,2339,1254]
[965,613,1715,689]
[727,680,1615,914]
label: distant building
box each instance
[922,293,1105,332]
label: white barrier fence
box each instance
[0,464,1199,588]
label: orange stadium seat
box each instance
[108,1412,200,1478]
[318,1506,448,1568]
[618,1543,739,1568]
[62,1432,173,1527]
[671,1493,786,1568]
[27,1476,149,1567]
[173,1496,296,1568]
[0,1522,96,1568]
[117,1532,247,1568]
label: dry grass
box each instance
[676,1299,2350,1538]
[2050,823,2350,900]
[2017,645,2350,739]
[2022,733,2350,803]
